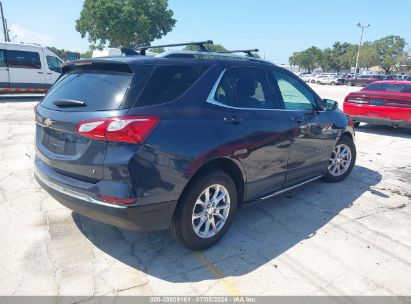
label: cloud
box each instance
[9,23,54,46]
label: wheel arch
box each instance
[179,157,246,210]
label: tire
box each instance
[323,136,356,183]
[347,81,353,86]
[331,81,336,86]
[170,170,237,250]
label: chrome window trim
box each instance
[206,69,324,112]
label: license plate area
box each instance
[48,133,66,154]
[369,98,385,106]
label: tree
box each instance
[320,48,334,72]
[357,42,378,69]
[76,0,176,48]
[149,47,165,54]
[373,35,406,74]
[289,46,322,72]
[184,43,227,52]
[338,44,358,71]
[47,47,67,59]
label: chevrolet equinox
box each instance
[34,44,356,250]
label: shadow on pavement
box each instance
[73,165,381,283]
[355,124,411,139]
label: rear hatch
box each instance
[35,61,153,183]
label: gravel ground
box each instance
[0,87,410,297]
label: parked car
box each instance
[317,75,343,85]
[346,75,381,86]
[406,76,411,81]
[0,42,63,94]
[309,74,319,83]
[382,75,396,80]
[299,74,311,82]
[395,75,409,81]
[339,73,354,85]
[34,46,356,250]
[344,81,411,128]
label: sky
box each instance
[3,0,411,64]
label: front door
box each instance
[43,53,63,89]
[269,69,336,186]
[207,67,293,201]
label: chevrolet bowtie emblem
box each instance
[44,118,54,128]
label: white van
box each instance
[0,42,63,94]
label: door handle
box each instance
[46,73,52,75]
[224,116,243,124]
[292,113,315,124]
[292,116,304,123]
[37,71,44,74]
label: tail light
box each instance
[76,116,159,144]
[385,100,411,108]
[345,97,369,104]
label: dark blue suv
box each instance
[34,47,356,250]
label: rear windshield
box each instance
[135,64,210,107]
[41,70,133,111]
[364,83,411,93]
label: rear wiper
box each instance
[53,99,86,107]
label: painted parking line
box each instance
[194,252,242,296]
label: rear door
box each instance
[0,48,10,93]
[269,68,336,186]
[207,66,293,200]
[6,45,46,92]
[35,62,153,183]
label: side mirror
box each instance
[324,99,338,111]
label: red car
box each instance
[344,81,411,128]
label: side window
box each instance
[137,64,210,106]
[229,67,275,109]
[213,72,236,107]
[46,56,62,73]
[0,49,6,67]
[272,70,316,110]
[6,50,41,69]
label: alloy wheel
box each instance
[192,184,231,239]
[328,144,352,177]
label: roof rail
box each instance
[138,40,213,55]
[218,49,259,57]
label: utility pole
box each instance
[354,23,370,78]
[0,1,9,42]
[4,17,9,42]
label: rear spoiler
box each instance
[62,60,133,74]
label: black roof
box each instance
[63,52,275,70]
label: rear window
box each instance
[364,83,411,93]
[136,64,210,107]
[41,70,133,111]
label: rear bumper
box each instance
[344,103,411,127]
[34,160,177,231]
[348,115,411,128]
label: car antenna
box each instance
[138,40,214,55]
